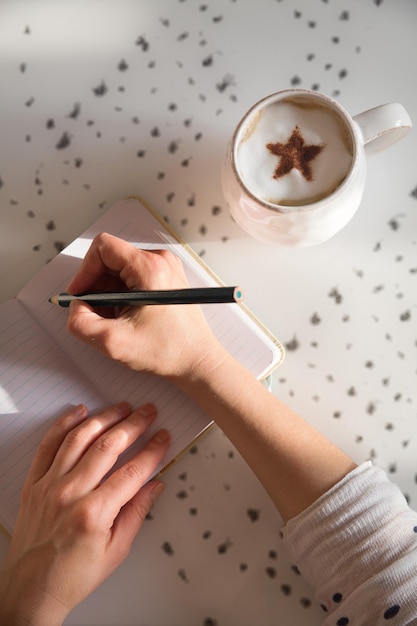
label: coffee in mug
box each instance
[221,90,412,247]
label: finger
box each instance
[86,272,127,295]
[67,300,114,351]
[67,299,136,358]
[67,232,187,296]
[27,404,89,484]
[67,233,140,295]
[98,428,170,516]
[109,480,165,563]
[47,402,132,478]
[68,404,158,493]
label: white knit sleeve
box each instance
[281,461,417,625]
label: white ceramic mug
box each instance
[221,89,412,247]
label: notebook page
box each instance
[0,299,103,533]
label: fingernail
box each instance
[114,401,131,416]
[137,403,157,418]
[154,429,170,444]
[150,482,165,502]
[130,404,157,427]
[76,404,88,418]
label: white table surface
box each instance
[1,1,416,624]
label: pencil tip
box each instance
[49,295,58,305]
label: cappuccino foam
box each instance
[236,97,353,206]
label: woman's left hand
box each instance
[0,401,170,626]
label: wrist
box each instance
[0,566,67,626]
[169,335,231,390]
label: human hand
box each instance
[0,402,170,626]
[66,233,226,378]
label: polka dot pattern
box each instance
[324,591,403,624]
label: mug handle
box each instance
[353,103,412,154]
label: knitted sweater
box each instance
[282,462,417,625]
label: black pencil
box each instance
[48,287,243,307]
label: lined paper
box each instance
[0,300,102,532]
[0,198,283,533]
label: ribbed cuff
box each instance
[281,462,417,621]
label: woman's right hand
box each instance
[66,233,226,379]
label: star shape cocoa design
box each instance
[266,126,325,182]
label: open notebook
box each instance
[0,197,284,534]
